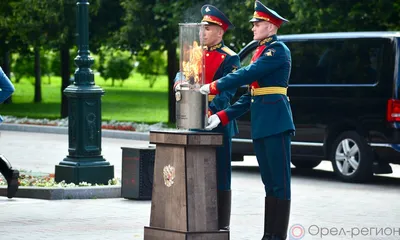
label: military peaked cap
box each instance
[201,5,234,31]
[249,0,288,27]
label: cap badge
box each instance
[205,6,211,12]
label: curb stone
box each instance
[0,123,150,141]
[0,186,121,200]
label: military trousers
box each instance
[0,154,13,179]
[253,132,291,200]
[215,131,232,191]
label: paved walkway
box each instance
[0,130,148,178]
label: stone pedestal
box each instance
[144,130,229,240]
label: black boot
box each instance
[271,199,291,240]
[7,170,19,199]
[217,190,231,230]
[0,155,19,199]
[262,197,277,240]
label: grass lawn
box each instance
[0,73,170,123]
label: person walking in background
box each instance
[0,67,14,106]
[174,4,241,230]
[0,66,19,199]
[199,1,294,239]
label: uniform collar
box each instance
[259,35,277,46]
[207,41,224,51]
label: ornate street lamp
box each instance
[55,0,114,184]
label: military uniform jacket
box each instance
[205,42,240,137]
[209,35,295,139]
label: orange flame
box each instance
[182,41,203,84]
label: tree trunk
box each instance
[60,46,71,118]
[167,42,178,124]
[34,47,42,103]
[2,49,12,104]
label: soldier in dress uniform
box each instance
[174,4,240,230]
[0,67,19,199]
[199,1,294,239]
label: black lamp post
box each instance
[55,0,114,184]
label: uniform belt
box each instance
[208,95,216,102]
[250,87,287,96]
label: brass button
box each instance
[251,99,254,103]
[206,53,209,57]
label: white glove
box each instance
[175,83,183,91]
[199,84,210,95]
[205,114,221,130]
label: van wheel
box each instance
[291,159,321,169]
[330,131,373,183]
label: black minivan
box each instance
[232,32,400,183]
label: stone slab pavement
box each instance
[1,128,400,240]
[0,130,149,179]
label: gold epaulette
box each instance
[208,95,216,102]
[221,46,237,56]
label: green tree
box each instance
[289,0,400,33]
[7,0,113,115]
[136,50,167,88]
[89,0,125,52]
[40,50,53,84]
[9,0,65,103]
[3,0,77,108]
[100,48,134,87]
[7,0,121,115]
[12,54,33,83]
[0,0,30,103]
[50,48,76,80]
[12,51,52,84]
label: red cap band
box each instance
[253,11,283,27]
[202,15,229,31]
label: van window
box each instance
[240,49,256,67]
[286,38,388,85]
